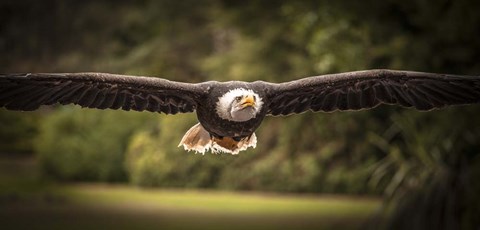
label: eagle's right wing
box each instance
[0,73,209,114]
[264,69,480,116]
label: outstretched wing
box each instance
[0,73,209,114]
[265,69,480,116]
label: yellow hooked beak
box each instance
[241,95,255,107]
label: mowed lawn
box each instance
[0,156,381,230]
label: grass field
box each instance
[0,156,382,230]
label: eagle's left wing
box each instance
[0,73,209,114]
[264,69,480,116]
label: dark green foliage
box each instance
[0,109,41,154]
[35,107,157,182]
[368,107,480,229]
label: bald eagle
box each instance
[1,70,479,154]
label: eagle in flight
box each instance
[1,70,479,154]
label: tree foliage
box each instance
[35,107,157,182]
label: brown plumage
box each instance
[1,69,479,154]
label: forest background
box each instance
[1,0,479,229]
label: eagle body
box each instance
[179,81,269,154]
[196,81,268,138]
[1,70,479,154]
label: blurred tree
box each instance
[368,107,480,229]
[0,109,41,154]
[36,107,157,182]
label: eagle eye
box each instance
[235,96,242,102]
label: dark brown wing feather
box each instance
[265,69,480,116]
[0,73,209,114]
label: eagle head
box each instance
[216,88,263,122]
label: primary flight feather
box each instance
[1,69,479,154]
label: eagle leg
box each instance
[211,133,257,155]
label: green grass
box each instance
[63,184,380,216]
[0,156,382,230]
[1,185,381,230]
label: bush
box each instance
[35,106,157,182]
[0,109,41,154]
